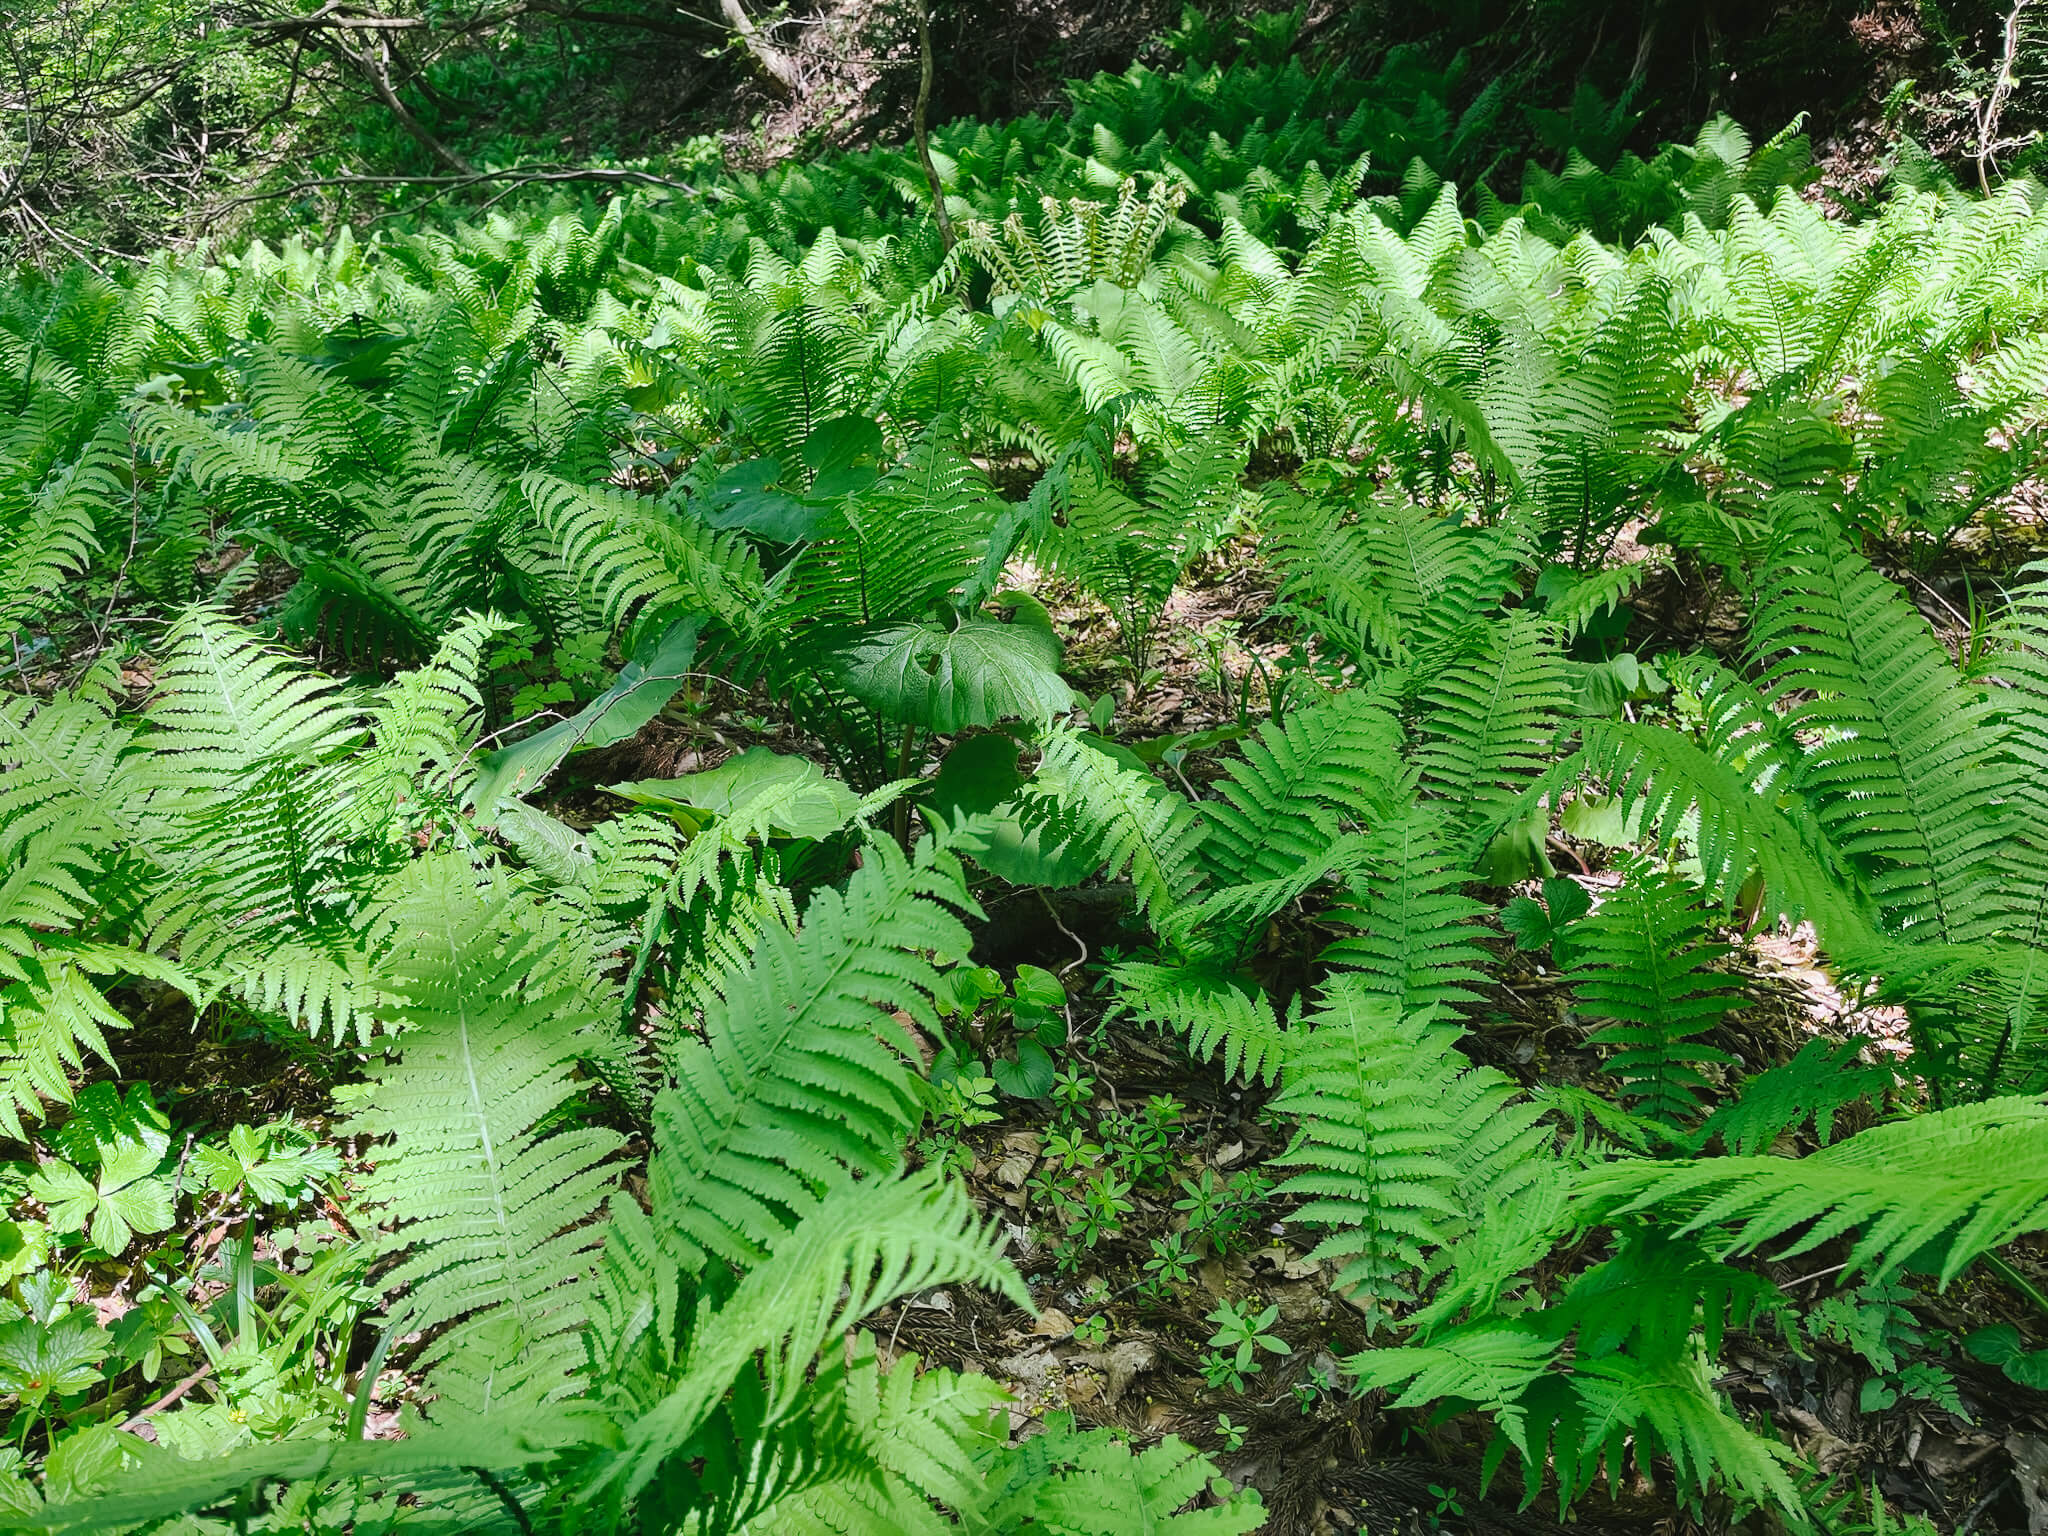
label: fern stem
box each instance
[892,721,919,851]
[470,1468,537,1536]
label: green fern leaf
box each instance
[348,859,626,1419]
[1566,857,1744,1126]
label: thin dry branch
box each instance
[1976,0,2034,193]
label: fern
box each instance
[1566,857,1745,1126]
[1355,1223,1803,1519]
[1270,978,1538,1326]
[1746,503,2009,944]
[1110,961,1289,1086]
[1411,611,1575,853]
[1031,727,1207,925]
[1321,804,1492,1012]
[974,1412,1266,1533]
[1581,1095,2048,1287]
[587,1169,1024,1522]
[0,414,118,635]
[765,1338,1005,1535]
[1043,431,1243,677]
[1697,1038,1895,1155]
[1263,487,1527,664]
[649,836,972,1271]
[346,858,626,1420]
[1196,686,1403,891]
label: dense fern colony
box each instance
[6,38,2048,1536]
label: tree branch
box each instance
[332,32,474,173]
[718,0,802,97]
[1976,0,2033,194]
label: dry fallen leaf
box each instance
[1032,1307,1074,1337]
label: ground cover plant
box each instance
[8,26,2048,1536]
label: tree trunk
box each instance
[914,0,956,252]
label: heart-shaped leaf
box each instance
[991,1039,1056,1100]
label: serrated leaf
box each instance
[0,1314,106,1405]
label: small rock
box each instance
[2011,1433,2048,1536]
[1272,1279,1325,1324]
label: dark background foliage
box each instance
[2,0,2043,263]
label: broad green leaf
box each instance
[704,459,829,543]
[992,1038,1056,1099]
[26,1161,97,1241]
[801,414,886,478]
[611,746,861,841]
[837,598,1074,732]
[0,1314,106,1409]
[471,616,701,809]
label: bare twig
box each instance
[1976,0,2034,194]
[119,1363,216,1430]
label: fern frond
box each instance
[1580,1095,2048,1287]
[522,471,763,638]
[0,418,117,633]
[1110,961,1288,1086]
[348,858,626,1419]
[349,612,514,828]
[1032,728,1206,924]
[146,606,360,800]
[1567,718,1860,925]
[1748,503,2008,942]
[1411,611,1573,847]
[1697,1038,1894,1155]
[595,1169,1023,1515]
[649,837,972,1271]
[1321,805,1491,1013]
[0,958,129,1143]
[1270,981,1479,1323]
[975,1412,1266,1535]
[1196,687,1403,890]
[1567,857,1744,1126]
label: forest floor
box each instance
[45,509,2048,1531]
[559,541,2048,1533]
